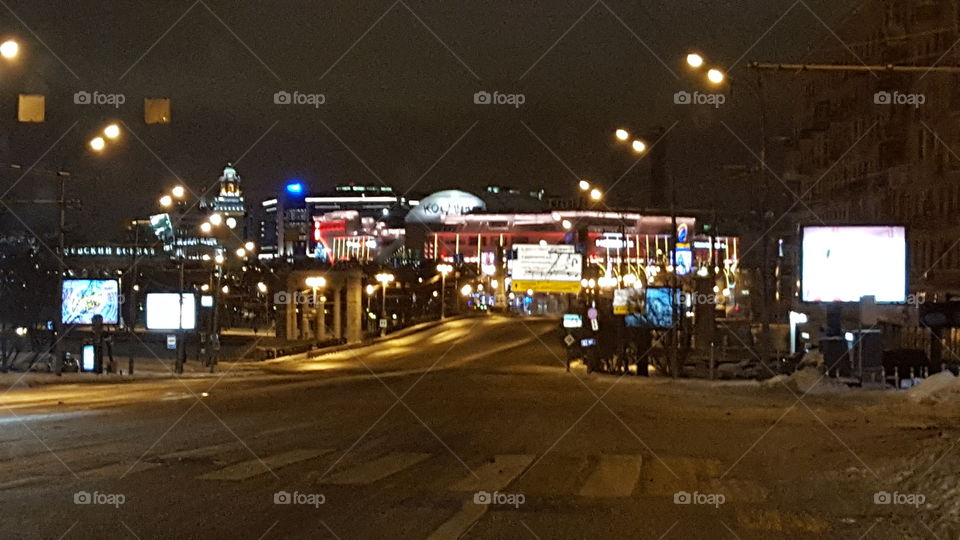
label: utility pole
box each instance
[175,256,185,374]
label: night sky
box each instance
[0,0,854,241]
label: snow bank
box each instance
[761,367,848,394]
[907,371,960,403]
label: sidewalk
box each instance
[0,355,257,389]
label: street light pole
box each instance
[175,255,185,374]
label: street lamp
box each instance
[103,124,121,139]
[200,222,212,234]
[707,68,725,84]
[159,195,173,208]
[171,185,186,199]
[590,188,602,201]
[437,263,453,320]
[615,128,630,141]
[375,272,394,336]
[89,137,105,152]
[244,241,255,252]
[0,39,19,60]
[209,212,223,226]
[631,139,647,153]
[686,53,704,68]
[578,179,591,191]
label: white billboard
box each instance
[801,226,907,303]
[511,244,582,293]
[146,293,197,330]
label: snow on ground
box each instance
[906,370,960,403]
[760,366,849,394]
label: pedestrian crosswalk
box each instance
[199,448,333,481]
[322,452,430,485]
[0,442,768,503]
[0,442,820,536]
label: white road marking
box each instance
[431,455,535,540]
[199,449,332,481]
[82,461,161,478]
[448,454,535,492]
[427,501,487,540]
[578,454,643,497]
[160,442,240,460]
[323,452,431,485]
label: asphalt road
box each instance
[0,316,954,539]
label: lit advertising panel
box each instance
[624,287,676,329]
[61,279,120,325]
[801,226,907,303]
[146,293,196,330]
[511,244,582,293]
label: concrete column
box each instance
[333,286,342,339]
[316,300,326,340]
[285,285,298,341]
[346,272,362,344]
[301,306,311,340]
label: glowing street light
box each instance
[631,139,647,153]
[615,128,629,141]
[707,68,725,84]
[226,217,238,229]
[375,272,395,336]
[686,53,704,68]
[562,219,572,230]
[366,284,376,295]
[257,282,268,294]
[214,254,225,265]
[305,276,326,288]
[578,179,591,191]
[244,241,255,251]
[159,195,173,208]
[209,213,223,226]
[437,263,454,319]
[200,222,212,234]
[235,248,247,258]
[590,188,602,201]
[460,284,473,296]
[103,124,121,139]
[0,40,19,60]
[89,137,105,152]
[171,185,186,199]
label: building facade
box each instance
[792,0,960,297]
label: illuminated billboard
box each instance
[511,244,582,293]
[146,293,197,330]
[62,279,120,325]
[801,225,907,303]
[624,287,676,329]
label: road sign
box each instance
[564,334,576,347]
[591,319,599,331]
[587,307,598,320]
[379,319,388,328]
[166,335,177,350]
[511,244,582,293]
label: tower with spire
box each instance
[209,163,247,223]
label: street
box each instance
[1,316,956,539]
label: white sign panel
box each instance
[146,293,197,330]
[512,244,582,283]
[801,226,907,303]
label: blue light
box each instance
[286,181,304,195]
